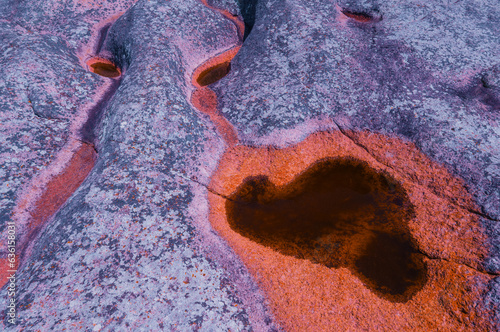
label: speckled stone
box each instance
[214,0,500,265]
[1,0,277,330]
[1,0,499,330]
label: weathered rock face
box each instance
[0,0,499,330]
[208,0,500,329]
[1,0,276,330]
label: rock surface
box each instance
[0,0,499,330]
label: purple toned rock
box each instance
[1,0,499,330]
[1,0,276,330]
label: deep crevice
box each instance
[237,0,258,40]
[80,78,121,145]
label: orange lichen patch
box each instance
[87,57,121,78]
[192,46,240,88]
[348,130,477,211]
[191,87,218,115]
[209,130,494,331]
[27,143,96,244]
[191,87,238,146]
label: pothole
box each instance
[226,157,427,302]
[342,10,373,22]
[209,131,492,330]
[87,57,121,78]
[196,61,231,86]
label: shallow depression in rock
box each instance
[342,10,374,22]
[89,60,121,78]
[196,61,231,86]
[226,158,427,302]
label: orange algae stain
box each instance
[348,130,477,211]
[209,131,494,331]
[191,87,238,146]
[86,57,121,78]
[191,87,218,115]
[28,143,96,243]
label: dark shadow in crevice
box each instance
[80,78,121,145]
[95,23,111,55]
[237,0,258,40]
[226,157,428,303]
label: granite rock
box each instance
[0,0,499,330]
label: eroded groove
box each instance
[190,0,245,147]
[2,18,124,288]
[80,74,121,144]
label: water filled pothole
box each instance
[342,10,373,22]
[341,9,382,23]
[225,158,427,302]
[196,61,231,86]
[87,58,121,78]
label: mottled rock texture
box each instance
[0,0,499,330]
[1,0,276,330]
